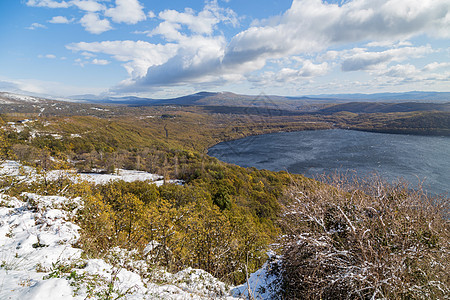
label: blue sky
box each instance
[0,0,449,98]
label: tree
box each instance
[78,194,115,254]
[114,193,147,248]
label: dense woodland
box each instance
[0,100,449,297]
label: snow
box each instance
[73,169,183,186]
[0,99,13,104]
[0,93,44,103]
[0,160,183,187]
[75,169,160,185]
[90,107,109,111]
[0,193,82,299]
[0,191,241,299]
[231,253,280,299]
[1,161,267,299]
[0,160,33,177]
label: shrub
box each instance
[275,175,449,299]
[76,194,115,254]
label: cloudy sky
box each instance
[0,0,449,98]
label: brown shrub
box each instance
[276,175,449,300]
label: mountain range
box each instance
[69,91,450,107]
[1,90,449,115]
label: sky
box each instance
[0,0,449,98]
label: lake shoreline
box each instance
[208,129,450,196]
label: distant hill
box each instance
[0,92,52,104]
[2,90,448,114]
[70,91,450,109]
[318,102,450,114]
[307,91,450,102]
[70,91,324,111]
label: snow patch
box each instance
[0,161,243,299]
[0,93,45,103]
[231,252,281,300]
[0,160,183,186]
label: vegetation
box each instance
[0,99,449,294]
[326,111,450,136]
[273,175,449,299]
[75,165,302,284]
[0,108,314,283]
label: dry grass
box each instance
[275,174,449,299]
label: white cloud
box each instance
[0,79,46,94]
[366,40,413,48]
[81,51,96,58]
[126,35,228,91]
[71,0,105,12]
[223,0,450,72]
[340,46,433,71]
[105,0,146,24]
[248,60,328,87]
[49,16,73,24]
[423,62,450,71]
[63,0,450,92]
[26,0,69,8]
[74,58,86,67]
[66,40,179,78]
[298,60,329,77]
[150,21,184,41]
[368,63,450,89]
[92,58,110,65]
[68,1,240,91]
[0,77,106,96]
[383,64,418,78]
[27,23,47,30]
[27,0,105,11]
[148,11,156,18]
[80,13,112,34]
[274,61,329,81]
[152,1,238,38]
[38,54,57,59]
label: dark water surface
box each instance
[208,129,450,196]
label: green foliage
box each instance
[76,194,115,253]
[212,186,232,210]
[0,128,14,160]
[328,111,450,136]
[42,260,132,299]
[72,175,288,284]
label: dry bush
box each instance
[275,175,449,300]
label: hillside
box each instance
[308,91,450,102]
[70,91,450,110]
[318,102,450,114]
[0,161,253,299]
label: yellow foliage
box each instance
[77,194,115,255]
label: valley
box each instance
[0,91,449,299]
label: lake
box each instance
[208,129,450,196]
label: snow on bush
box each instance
[275,176,449,300]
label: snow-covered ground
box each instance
[230,254,280,299]
[0,160,182,187]
[0,92,45,104]
[0,193,237,299]
[75,169,183,186]
[0,160,276,299]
